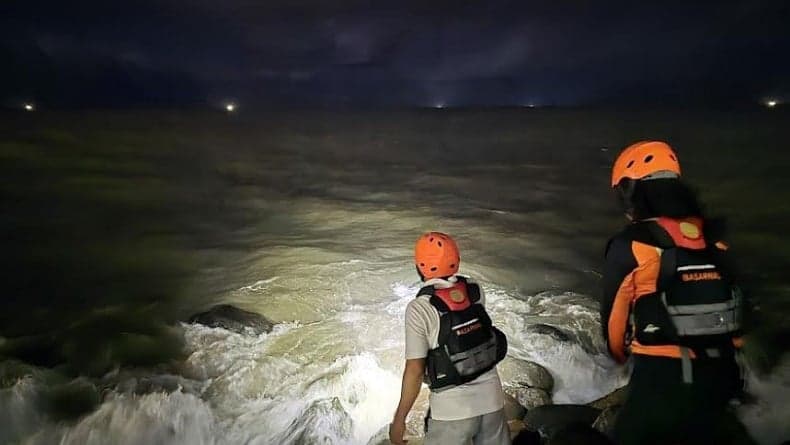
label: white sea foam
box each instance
[2,270,785,445]
[739,355,790,445]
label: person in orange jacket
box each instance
[601,141,756,445]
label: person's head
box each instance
[611,141,703,220]
[414,232,460,281]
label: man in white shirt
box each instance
[390,232,510,445]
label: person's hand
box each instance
[389,418,408,444]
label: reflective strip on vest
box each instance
[664,299,738,315]
[661,291,741,337]
[676,264,716,271]
[452,318,480,331]
[681,347,693,384]
[671,311,740,336]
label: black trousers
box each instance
[612,354,756,445]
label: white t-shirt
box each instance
[404,275,505,421]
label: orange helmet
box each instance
[414,232,460,280]
[611,141,681,187]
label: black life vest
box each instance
[629,218,743,356]
[416,276,508,392]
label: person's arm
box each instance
[389,358,426,444]
[391,300,430,444]
[601,235,638,363]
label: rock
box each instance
[508,419,527,439]
[548,423,614,445]
[587,385,628,410]
[187,304,274,335]
[43,379,101,421]
[506,386,552,410]
[285,397,353,443]
[512,428,542,445]
[586,386,626,436]
[592,405,620,435]
[523,404,601,436]
[112,372,203,396]
[504,393,527,421]
[525,324,571,343]
[404,387,430,438]
[498,357,554,392]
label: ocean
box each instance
[1,108,788,444]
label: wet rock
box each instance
[187,304,273,335]
[523,404,601,436]
[282,397,353,443]
[43,379,101,421]
[548,423,614,445]
[411,388,430,430]
[525,324,571,343]
[508,419,528,439]
[114,373,203,396]
[592,405,620,435]
[0,359,65,388]
[95,367,204,404]
[498,357,554,392]
[506,386,552,410]
[512,428,542,445]
[504,392,527,421]
[588,385,628,410]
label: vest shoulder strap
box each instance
[635,221,676,249]
[416,284,435,299]
[658,246,678,293]
[457,276,481,304]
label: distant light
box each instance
[526,103,536,108]
[765,99,778,108]
[24,103,34,111]
[433,103,445,109]
[225,103,236,112]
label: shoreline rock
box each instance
[524,324,572,343]
[523,404,601,437]
[507,386,552,410]
[592,405,620,435]
[504,392,527,421]
[588,385,628,410]
[498,357,554,392]
[187,304,274,335]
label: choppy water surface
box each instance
[1,109,788,444]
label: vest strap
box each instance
[680,346,693,384]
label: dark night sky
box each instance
[1,0,788,108]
